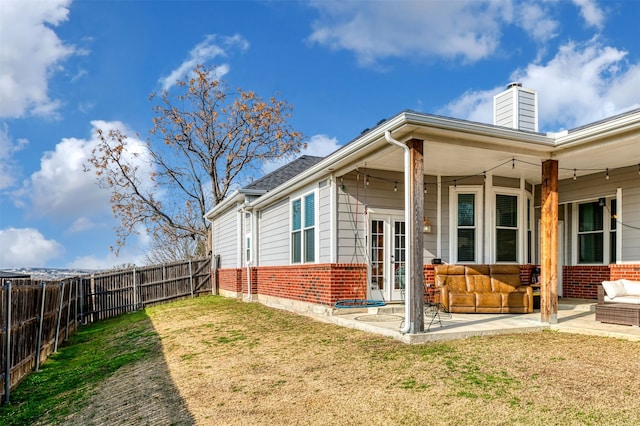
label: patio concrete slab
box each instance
[326,299,640,344]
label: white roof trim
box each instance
[204,188,266,220]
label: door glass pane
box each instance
[457,229,475,262]
[496,229,517,262]
[371,220,384,290]
[394,221,406,291]
[458,194,475,226]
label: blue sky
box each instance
[1,0,639,269]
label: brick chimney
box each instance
[493,82,538,132]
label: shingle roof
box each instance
[243,155,325,191]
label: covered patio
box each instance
[328,299,640,344]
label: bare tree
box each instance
[87,65,304,260]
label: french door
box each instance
[370,214,406,302]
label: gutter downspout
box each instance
[241,206,252,302]
[385,131,412,334]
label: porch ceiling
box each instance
[352,128,640,185]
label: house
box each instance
[205,83,640,333]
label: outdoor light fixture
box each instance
[423,217,432,233]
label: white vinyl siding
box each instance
[258,199,289,266]
[318,182,332,263]
[212,207,238,268]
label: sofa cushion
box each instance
[621,279,640,296]
[602,280,627,299]
[491,273,522,293]
[435,265,465,275]
[489,264,521,275]
[466,266,491,293]
[611,296,640,305]
[437,275,468,292]
[449,292,476,312]
[476,292,502,311]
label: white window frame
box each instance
[491,188,523,264]
[571,196,615,265]
[449,186,483,264]
[290,189,318,264]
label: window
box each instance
[450,186,482,263]
[527,198,532,264]
[245,235,251,263]
[610,199,617,263]
[457,193,476,262]
[578,201,604,263]
[496,194,518,262]
[291,192,315,263]
[244,212,251,263]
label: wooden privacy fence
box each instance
[1,257,212,403]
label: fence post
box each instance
[35,281,47,371]
[74,279,78,331]
[4,280,11,404]
[132,268,137,311]
[54,281,65,352]
[65,279,73,341]
[79,278,84,324]
[189,260,194,297]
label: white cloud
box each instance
[65,228,149,269]
[572,0,605,29]
[0,227,63,268]
[308,0,513,66]
[68,216,97,233]
[158,34,249,91]
[439,88,498,125]
[0,0,75,118]
[512,39,636,129]
[18,120,153,220]
[515,2,558,42]
[261,134,340,175]
[0,124,28,189]
[441,39,640,131]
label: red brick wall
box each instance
[215,264,368,306]
[609,264,640,281]
[423,264,435,285]
[215,262,624,305]
[562,265,610,299]
[218,268,243,293]
[256,264,367,305]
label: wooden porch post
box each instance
[541,160,559,324]
[407,139,424,333]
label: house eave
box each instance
[204,188,267,221]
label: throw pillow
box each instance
[602,281,618,299]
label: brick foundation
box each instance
[213,262,638,306]
[562,265,610,299]
[215,264,367,306]
[609,264,640,281]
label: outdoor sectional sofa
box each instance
[434,264,533,314]
[595,279,640,326]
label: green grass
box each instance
[0,310,158,426]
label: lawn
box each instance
[2,296,640,425]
